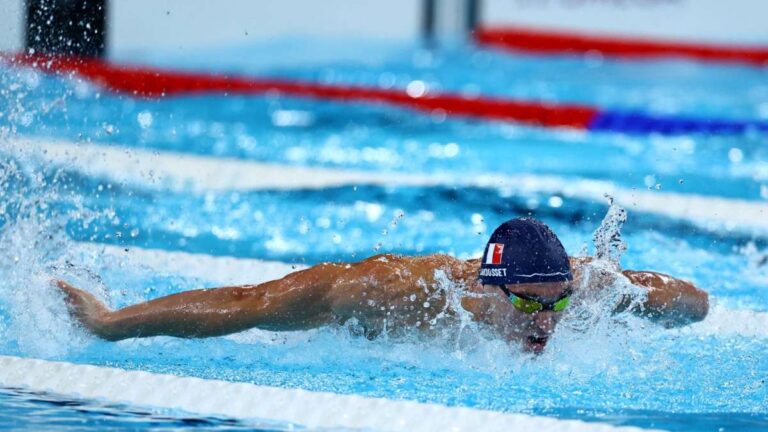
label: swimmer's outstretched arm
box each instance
[56,264,342,341]
[619,269,709,327]
[570,257,709,327]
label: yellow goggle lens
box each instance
[509,294,543,313]
[553,296,571,312]
[508,293,571,313]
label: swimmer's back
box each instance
[325,253,466,330]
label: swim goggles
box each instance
[499,285,573,313]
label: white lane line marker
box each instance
[21,137,437,191]
[78,242,304,287]
[13,138,768,234]
[0,355,654,432]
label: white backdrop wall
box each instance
[109,0,421,56]
[0,0,23,52]
[1,0,767,55]
[483,0,768,44]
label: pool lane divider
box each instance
[5,53,766,136]
[0,355,650,432]
[16,138,768,236]
[80,242,306,288]
[6,53,596,130]
[475,26,768,66]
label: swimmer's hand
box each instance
[55,280,114,339]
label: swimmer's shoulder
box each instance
[360,253,461,265]
[346,254,408,275]
[360,253,401,264]
[418,253,464,266]
[411,254,478,282]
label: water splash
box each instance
[572,196,642,334]
[0,158,74,356]
[0,70,104,357]
[430,268,491,358]
[547,199,650,378]
[592,194,627,265]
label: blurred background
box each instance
[1,1,768,431]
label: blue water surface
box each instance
[1,40,768,431]
[0,388,289,430]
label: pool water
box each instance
[0,387,289,431]
[1,40,767,431]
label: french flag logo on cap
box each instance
[485,243,505,265]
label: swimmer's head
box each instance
[479,218,572,287]
[479,218,572,354]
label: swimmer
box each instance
[57,218,708,354]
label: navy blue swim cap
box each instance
[479,218,572,286]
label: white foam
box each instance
[682,304,768,339]
[14,138,768,235]
[0,355,653,432]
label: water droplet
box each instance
[406,80,426,98]
[137,111,153,129]
[548,196,563,208]
[444,143,459,157]
[643,174,656,189]
[728,147,744,163]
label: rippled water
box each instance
[0,388,289,431]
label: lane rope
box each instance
[476,26,768,66]
[4,53,766,135]
[12,137,768,235]
[0,355,650,432]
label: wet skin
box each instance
[57,254,709,354]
